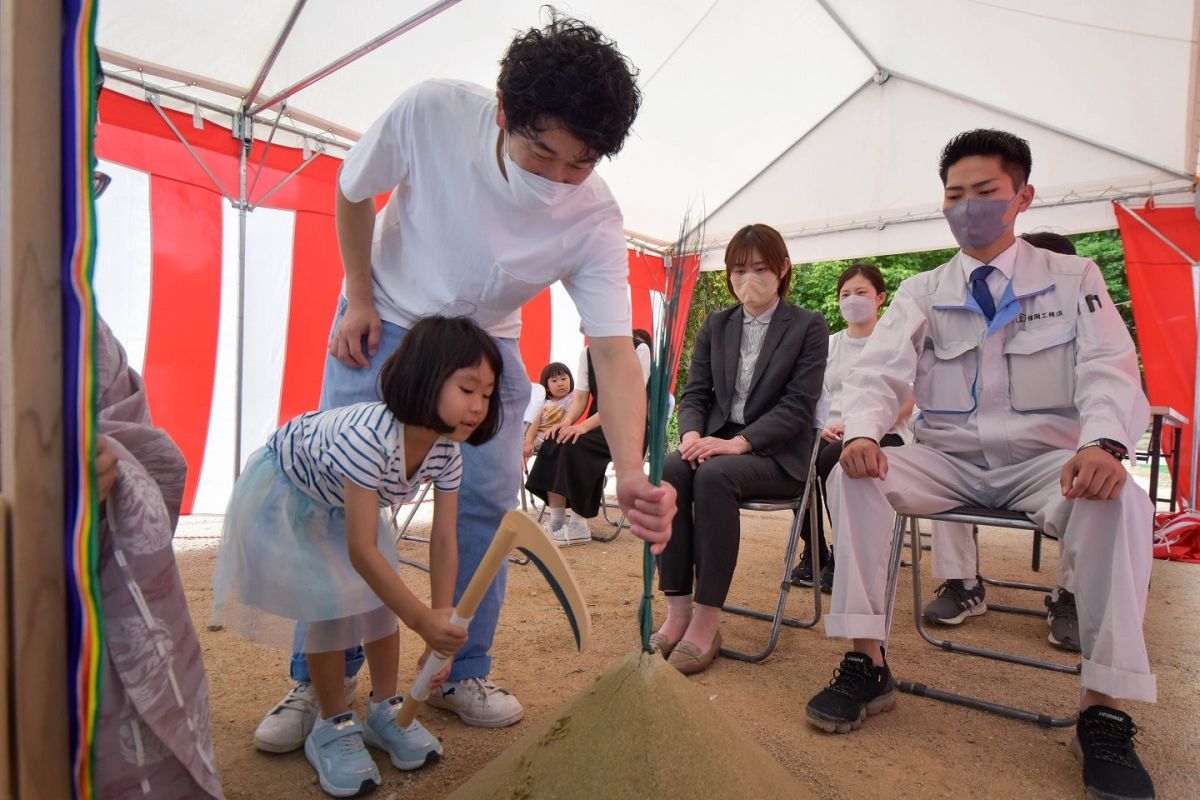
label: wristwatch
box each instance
[1079,438,1128,461]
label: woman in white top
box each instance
[791,264,914,591]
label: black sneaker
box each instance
[805,651,896,734]
[921,578,987,625]
[818,553,835,595]
[1071,706,1155,800]
[789,547,830,588]
[1046,588,1081,652]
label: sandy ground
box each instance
[177,483,1200,800]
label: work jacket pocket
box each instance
[915,339,978,414]
[1004,324,1077,411]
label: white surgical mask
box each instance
[503,133,582,210]
[839,295,877,324]
[730,272,779,310]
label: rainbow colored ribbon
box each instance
[62,1,103,796]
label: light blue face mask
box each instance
[943,190,1022,249]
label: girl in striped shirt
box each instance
[213,316,503,796]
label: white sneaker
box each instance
[425,677,524,728]
[254,676,358,753]
[550,514,592,547]
[541,516,564,536]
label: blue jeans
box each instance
[289,299,529,682]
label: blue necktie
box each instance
[970,265,996,321]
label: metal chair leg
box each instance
[721,481,823,663]
[968,528,1053,615]
[908,518,1077,672]
[882,514,908,646]
[392,481,528,568]
[893,514,1079,728]
[392,481,433,545]
[592,508,626,543]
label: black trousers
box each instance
[525,427,612,519]
[801,432,906,557]
[658,446,804,607]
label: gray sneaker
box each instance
[254,677,358,753]
[1045,588,1081,652]
[921,579,987,625]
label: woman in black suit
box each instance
[654,223,827,674]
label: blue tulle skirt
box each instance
[211,447,400,652]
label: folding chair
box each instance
[520,383,548,514]
[596,395,677,542]
[883,507,1079,727]
[391,480,529,569]
[391,481,435,573]
[719,431,824,663]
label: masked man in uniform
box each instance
[805,129,1156,800]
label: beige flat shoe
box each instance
[667,631,722,675]
[648,630,679,657]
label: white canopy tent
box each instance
[94,0,1200,504]
[97,0,1200,264]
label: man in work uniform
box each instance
[805,129,1156,800]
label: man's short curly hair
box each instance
[498,14,641,160]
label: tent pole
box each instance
[246,0,462,117]
[244,0,308,109]
[234,115,250,480]
[893,72,1194,182]
[103,70,355,149]
[695,188,1192,262]
[246,105,287,202]
[249,148,322,211]
[146,90,235,200]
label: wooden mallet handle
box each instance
[396,525,517,727]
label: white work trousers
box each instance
[825,445,1156,703]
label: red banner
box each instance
[1116,201,1200,506]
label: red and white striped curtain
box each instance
[94,89,669,513]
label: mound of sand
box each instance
[448,651,812,800]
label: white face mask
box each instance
[839,294,877,325]
[730,271,779,309]
[502,133,582,210]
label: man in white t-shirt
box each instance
[254,17,675,753]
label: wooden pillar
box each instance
[0,0,70,797]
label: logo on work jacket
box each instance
[1016,310,1063,323]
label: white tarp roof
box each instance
[97,0,1199,263]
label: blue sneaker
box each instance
[362,695,443,770]
[303,712,381,798]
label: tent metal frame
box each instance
[98,1,1200,480]
[698,0,1196,250]
[102,1,463,478]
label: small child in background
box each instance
[522,362,575,460]
[212,316,503,798]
